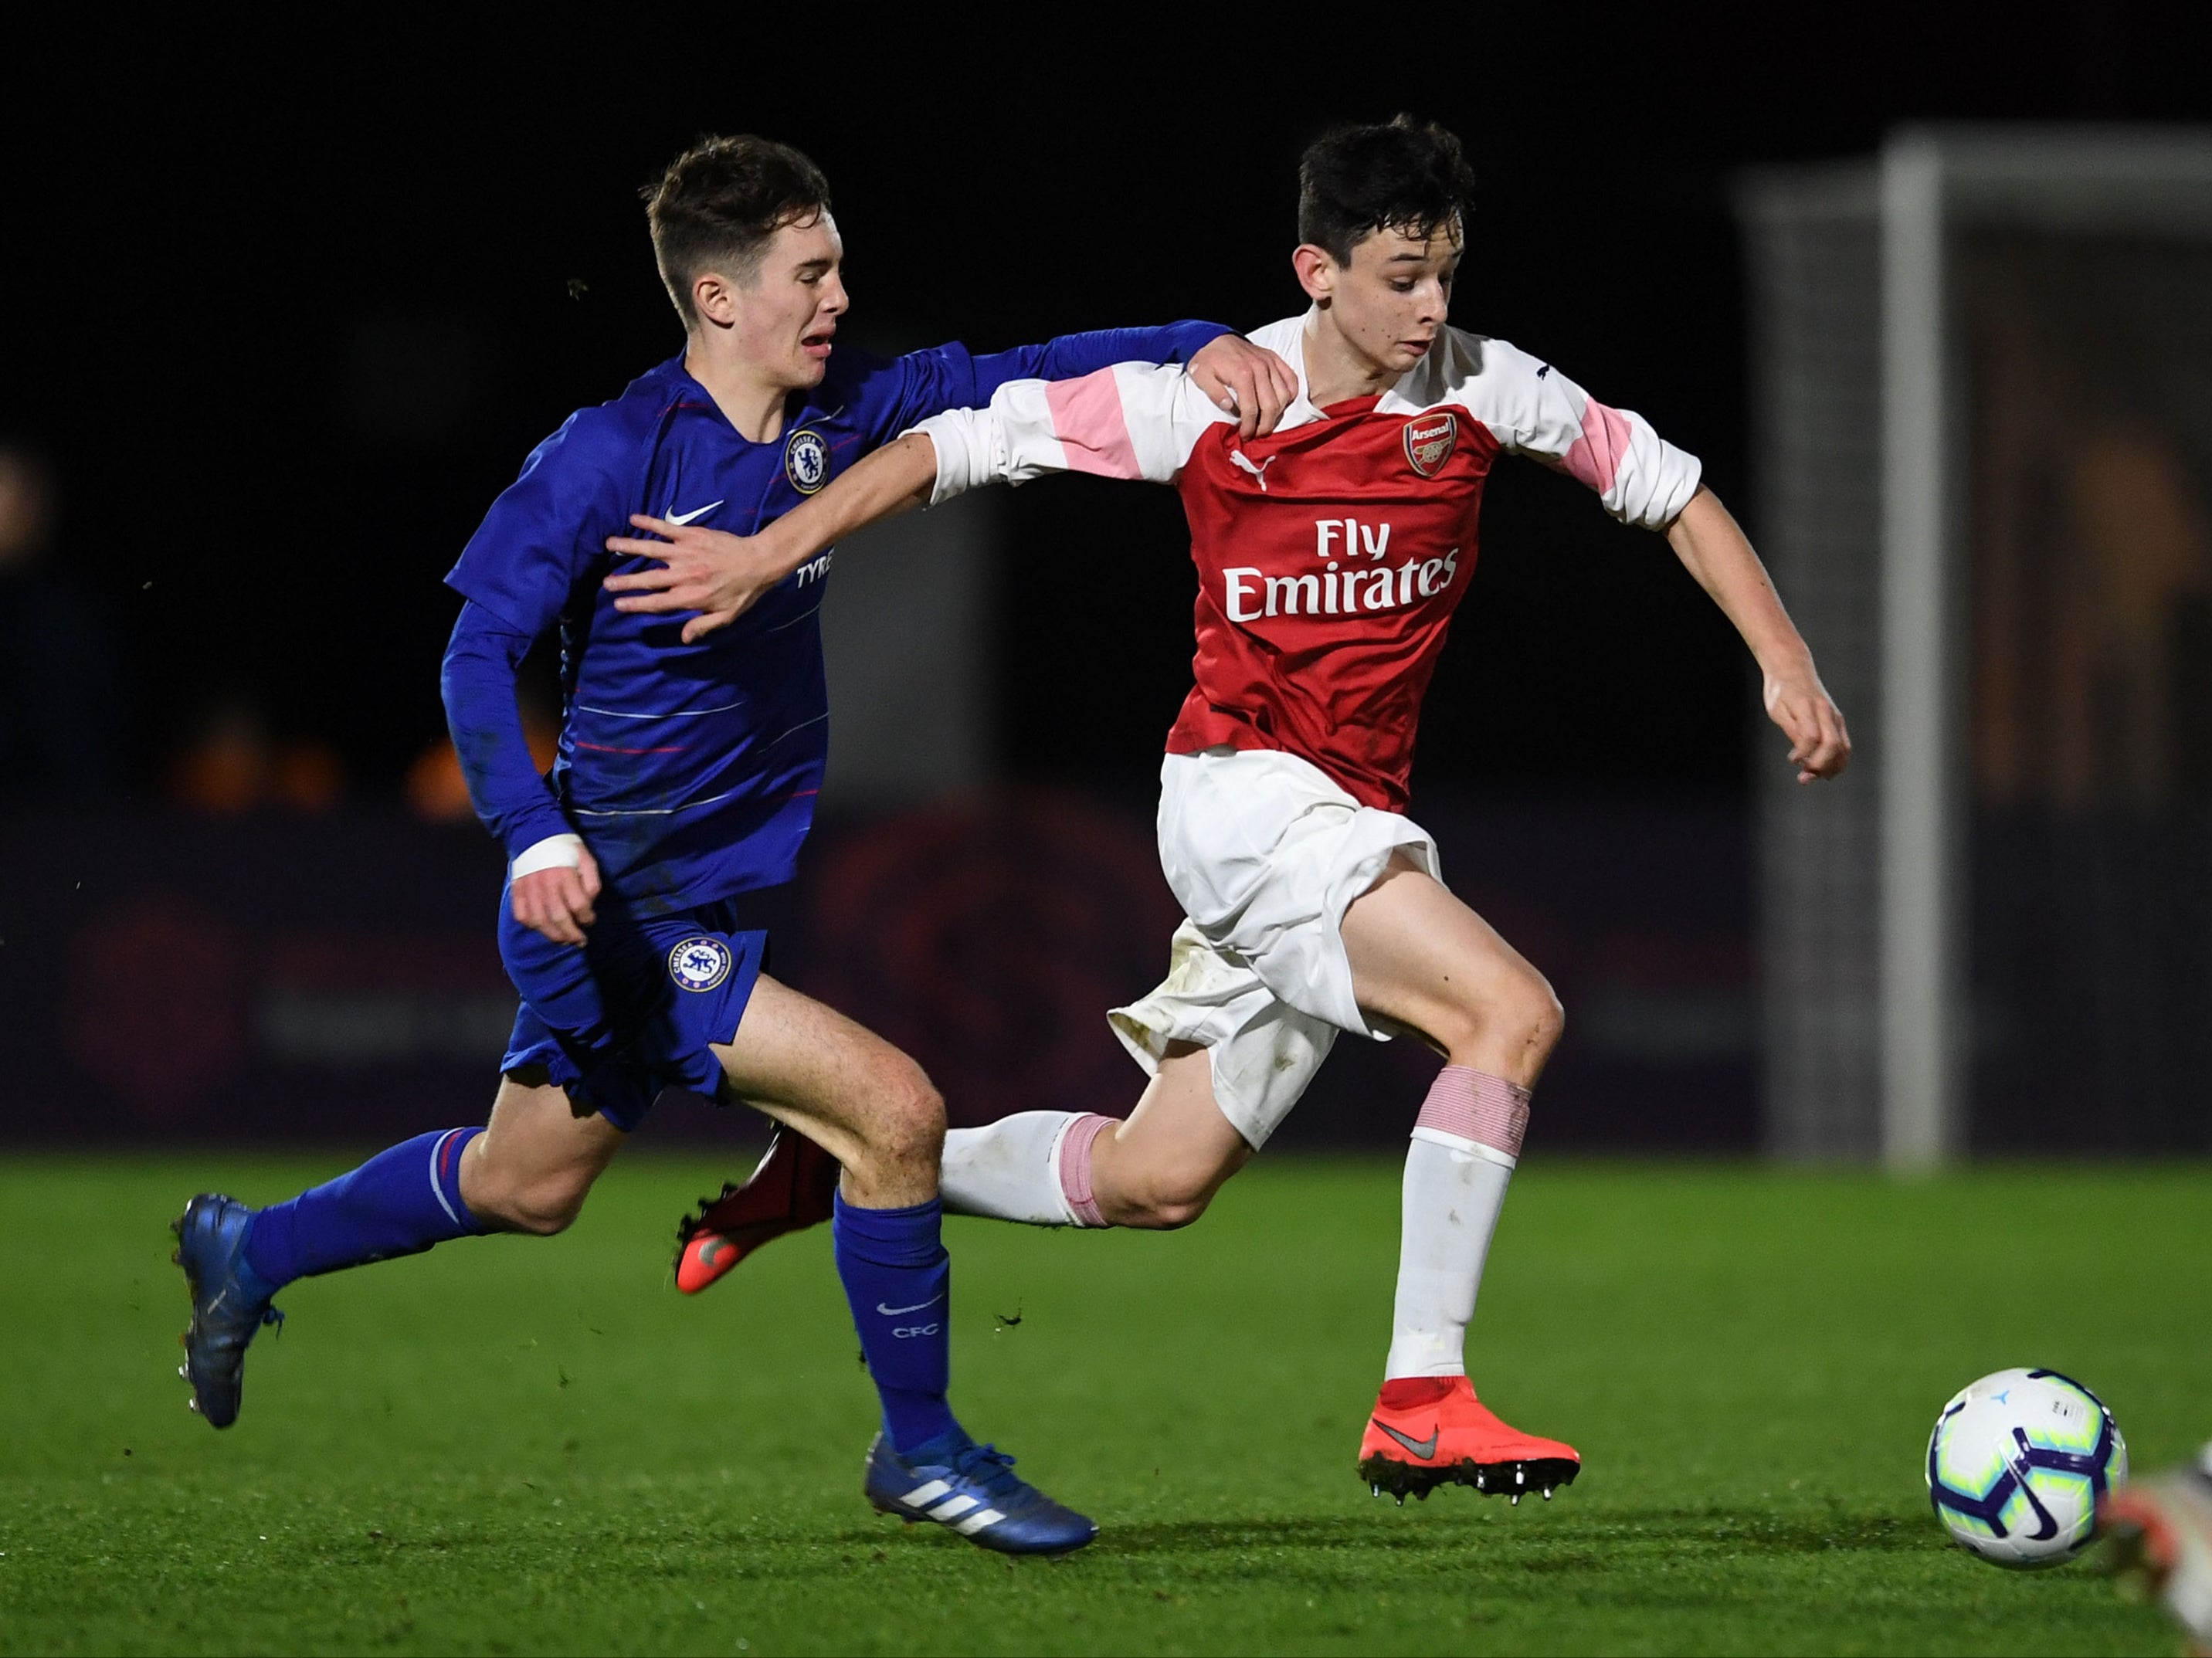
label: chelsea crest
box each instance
[667,936,734,993]
[785,429,830,494]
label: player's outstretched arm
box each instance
[966,331,1292,442]
[603,432,941,643]
[1664,487,1851,784]
[609,362,1209,642]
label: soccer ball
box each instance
[1926,1367,2128,1568]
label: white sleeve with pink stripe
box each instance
[911,364,1227,506]
[1445,334,1701,531]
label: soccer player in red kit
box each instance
[609,117,1851,1504]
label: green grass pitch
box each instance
[2,1154,2205,1656]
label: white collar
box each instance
[1259,310,1437,425]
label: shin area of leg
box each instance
[710,975,962,1449]
[243,1070,633,1282]
[937,1046,1252,1231]
[244,1126,489,1290]
[940,1112,1097,1226]
[833,1194,961,1453]
[1382,1068,1530,1380]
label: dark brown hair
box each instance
[1298,116,1476,265]
[643,135,833,326]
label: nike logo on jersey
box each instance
[665,500,724,526]
[1372,1419,1440,1460]
[1229,450,1277,491]
[876,1294,944,1317]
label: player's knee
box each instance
[472,1167,593,1236]
[1118,1191,1212,1230]
[1449,963,1560,1066]
[1517,975,1566,1061]
[499,1202,578,1236]
[857,1055,945,1172]
[1420,964,1562,1070]
[1106,1167,1216,1231]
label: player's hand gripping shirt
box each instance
[443,324,1231,916]
[917,315,1702,812]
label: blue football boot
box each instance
[171,1193,283,1429]
[863,1430,1098,1555]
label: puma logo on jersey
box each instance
[1229,450,1277,491]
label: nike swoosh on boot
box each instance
[1374,1419,1440,1460]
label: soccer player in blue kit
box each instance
[168,134,1295,1556]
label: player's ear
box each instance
[691,270,739,332]
[1292,245,1337,307]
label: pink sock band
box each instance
[1057,1113,1115,1227]
[1415,1067,1530,1158]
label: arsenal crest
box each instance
[1403,412,1457,478]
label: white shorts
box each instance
[1107,747,1442,1148]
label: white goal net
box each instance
[1739,128,2212,1164]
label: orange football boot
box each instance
[673,1127,840,1294]
[2099,1448,2212,1655]
[1357,1375,1580,1504]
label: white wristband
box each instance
[511,832,584,880]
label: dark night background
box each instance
[5,2,2205,803]
[2,3,2210,1149]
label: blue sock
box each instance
[243,1127,485,1291]
[833,1193,962,1454]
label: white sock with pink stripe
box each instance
[938,1111,1116,1228]
[1383,1066,1531,1379]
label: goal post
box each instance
[1739,126,2212,1166]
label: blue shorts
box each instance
[498,890,769,1132]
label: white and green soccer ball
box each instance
[1926,1367,2128,1568]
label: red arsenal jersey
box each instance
[917,314,1703,812]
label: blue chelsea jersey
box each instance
[445,327,1227,917]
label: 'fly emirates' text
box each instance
[1221,517,1459,622]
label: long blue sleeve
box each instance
[972,320,1232,399]
[865,320,1234,445]
[439,602,572,861]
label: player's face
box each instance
[725,212,850,391]
[1308,222,1461,378]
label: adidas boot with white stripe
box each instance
[863,1430,1098,1555]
